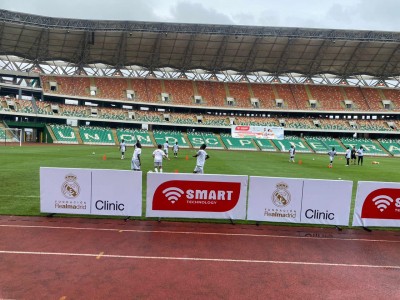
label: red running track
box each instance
[0,216,399,299]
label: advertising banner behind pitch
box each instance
[247,176,352,225]
[40,167,142,216]
[353,181,400,227]
[231,125,284,140]
[146,173,248,219]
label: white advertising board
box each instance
[146,173,248,219]
[231,125,284,140]
[353,181,400,227]
[247,176,352,226]
[40,167,142,216]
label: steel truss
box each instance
[0,57,398,89]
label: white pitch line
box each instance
[0,250,399,270]
[0,223,399,243]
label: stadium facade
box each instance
[0,9,399,153]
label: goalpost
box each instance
[1,128,23,147]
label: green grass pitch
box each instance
[1,144,399,225]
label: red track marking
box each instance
[0,216,399,299]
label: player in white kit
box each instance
[193,144,210,174]
[153,144,169,173]
[289,145,296,163]
[327,147,336,168]
[119,139,126,159]
[131,142,142,171]
[173,142,179,158]
[163,140,169,158]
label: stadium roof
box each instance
[0,9,399,77]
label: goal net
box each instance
[0,128,22,146]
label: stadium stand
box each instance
[272,135,312,153]
[319,119,352,131]
[253,138,277,151]
[227,83,251,108]
[172,113,197,125]
[285,118,314,129]
[41,76,91,98]
[134,111,163,123]
[50,124,79,144]
[304,136,346,154]
[220,133,258,151]
[35,101,54,115]
[93,77,127,100]
[130,78,148,102]
[251,83,275,109]
[290,85,310,110]
[202,132,224,149]
[382,89,400,109]
[275,84,299,109]
[164,80,194,106]
[234,116,279,126]
[39,75,400,115]
[378,138,400,156]
[145,79,163,103]
[79,127,115,145]
[153,130,190,148]
[342,87,370,110]
[60,104,90,118]
[187,132,224,149]
[340,137,388,156]
[0,128,18,142]
[14,99,34,114]
[209,82,227,107]
[201,115,228,126]
[100,107,129,120]
[195,81,214,106]
[361,88,382,110]
[116,128,154,146]
[356,119,393,132]
[308,85,343,110]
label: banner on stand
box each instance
[231,125,284,140]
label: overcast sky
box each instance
[0,0,399,31]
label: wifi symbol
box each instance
[162,187,184,204]
[372,195,394,212]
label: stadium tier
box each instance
[304,136,346,154]
[40,75,400,112]
[340,138,388,156]
[378,139,400,156]
[3,94,400,138]
[272,136,312,153]
[187,132,224,149]
[253,138,277,151]
[152,130,190,148]
[79,127,115,145]
[50,125,78,144]
[116,128,154,147]
[220,133,258,151]
[0,128,18,142]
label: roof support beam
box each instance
[212,35,229,71]
[148,33,163,70]
[242,37,262,73]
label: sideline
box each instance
[0,224,399,243]
[0,250,399,269]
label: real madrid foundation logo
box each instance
[271,182,291,207]
[61,174,80,199]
